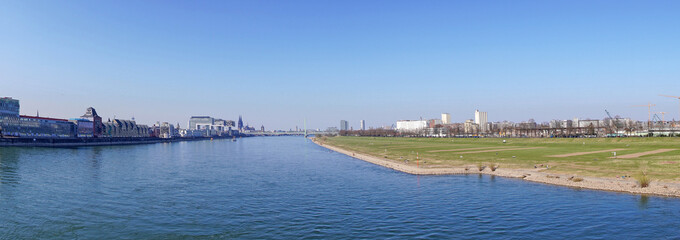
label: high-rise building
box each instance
[441,113,451,124]
[340,120,349,131]
[360,120,365,130]
[475,110,488,132]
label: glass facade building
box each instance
[1,97,76,138]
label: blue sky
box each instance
[1,1,679,130]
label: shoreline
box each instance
[311,138,680,198]
[0,136,241,148]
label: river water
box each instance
[1,136,679,239]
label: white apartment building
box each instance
[474,110,488,132]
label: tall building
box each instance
[360,120,365,130]
[340,120,349,131]
[475,110,488,132]
[441,113,451,124]
[238,115,244,130]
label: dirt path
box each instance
[456,147,545,154]
[612,149,677,159]
[384,144,469,150]
[548,148,626,158]
[428,147,507,153]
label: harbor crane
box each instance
[631,103,655,128]
[659,94,680,123]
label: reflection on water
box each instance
[0,148,21,185]
[638,195,649,209]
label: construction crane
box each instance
[631,103,655,128]
[655,112,668,130]
[605,109,622,134]
[659,94,680,124]
[656,112,667,123]
[652,113,663,130]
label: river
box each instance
[1,136,679,239]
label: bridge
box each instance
[242,131,337,137]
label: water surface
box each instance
[1,136,679,239]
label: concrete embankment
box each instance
[311,139,680,198]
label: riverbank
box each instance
[312,138,680,198]
[0,135,240,147]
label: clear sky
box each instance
[1,1,679,130]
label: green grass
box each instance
[319,136,680,182]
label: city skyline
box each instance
[2,1,680,130]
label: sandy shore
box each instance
[312,139,680,198]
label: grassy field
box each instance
[319,136,680,181]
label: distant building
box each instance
[0,97,76,138]
[0,97,19,117]
[238,115,244,131]
[79,107,103,137]
[159,122,175,138]
[475,110,488,132]
[360,120,366,130]
[0,97,20,136]
[189,116,214,130]
[70,118,94,137]
[441,113,451,124]
[19,115,76,138]
[464,119,478,133]
[549,120,561,129]
[340,120,349,131]
[188,116,236,136]
[102,119,150,138]
[396,120,427,132]
[427,119,443,128]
